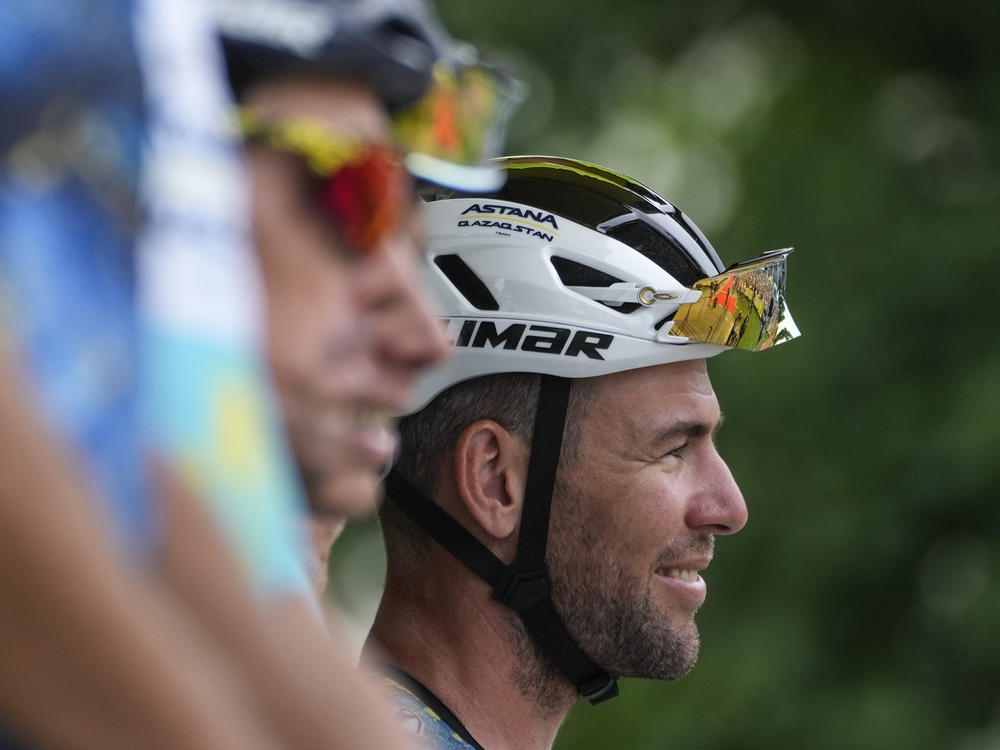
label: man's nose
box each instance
[362,233,449,372]
[685,448,748,535]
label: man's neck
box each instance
[366,578,578,750]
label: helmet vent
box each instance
[434,254,500,311]
[603,221,703,287]
[654,313,676,331]
[551,256,640,314]
[551,256,621,287]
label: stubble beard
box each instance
[505,497,702,709]
[548,527,702,682]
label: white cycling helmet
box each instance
[387,155,800,707]
[408,155,799,412]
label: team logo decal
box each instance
[457,203,559,242]
[445,318,613,360]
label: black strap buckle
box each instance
[492,562,551,613]
[579,675,620,705]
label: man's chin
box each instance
[653,620,701,681]
[306,468,383,519]
[590,605,702,682]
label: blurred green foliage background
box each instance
[329,1,1000,747]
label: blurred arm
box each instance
[0,346,282,750]
[158,468,421,750]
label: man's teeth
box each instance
[664,568,699,583]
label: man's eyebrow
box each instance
[653,413,726,444]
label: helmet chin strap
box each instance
[385,375,619,705]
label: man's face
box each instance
[546,359,747,680]
[244,77,447,519]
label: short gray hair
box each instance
[381,373,593,558]
[396,373,540,495]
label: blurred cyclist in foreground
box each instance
[153,1,521,747]
[212,0,523,592]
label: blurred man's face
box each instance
[244,77,447,521]
[546,360,747,680]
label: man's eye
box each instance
[662,442,689,460]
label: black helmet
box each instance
[210,0,524,191]
[211,0,452,112]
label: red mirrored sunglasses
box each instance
[238,109,412,253]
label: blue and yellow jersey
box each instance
[380,671,483,750]
[0,0,151,546]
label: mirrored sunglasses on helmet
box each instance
[238,109,411,253]
[667,248,800,351]
[392,61,526,192]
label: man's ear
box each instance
[453,419,528,544]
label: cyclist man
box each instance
[148,4,521,749]
[212,0,522,591]
[214,0,519,539]
[369,156,801,749]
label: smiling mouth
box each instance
[658,568,701,583]
[349,406,400,466]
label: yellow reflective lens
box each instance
[393,62,524,189]
[670,249,800,351]
[237,108,370,175]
